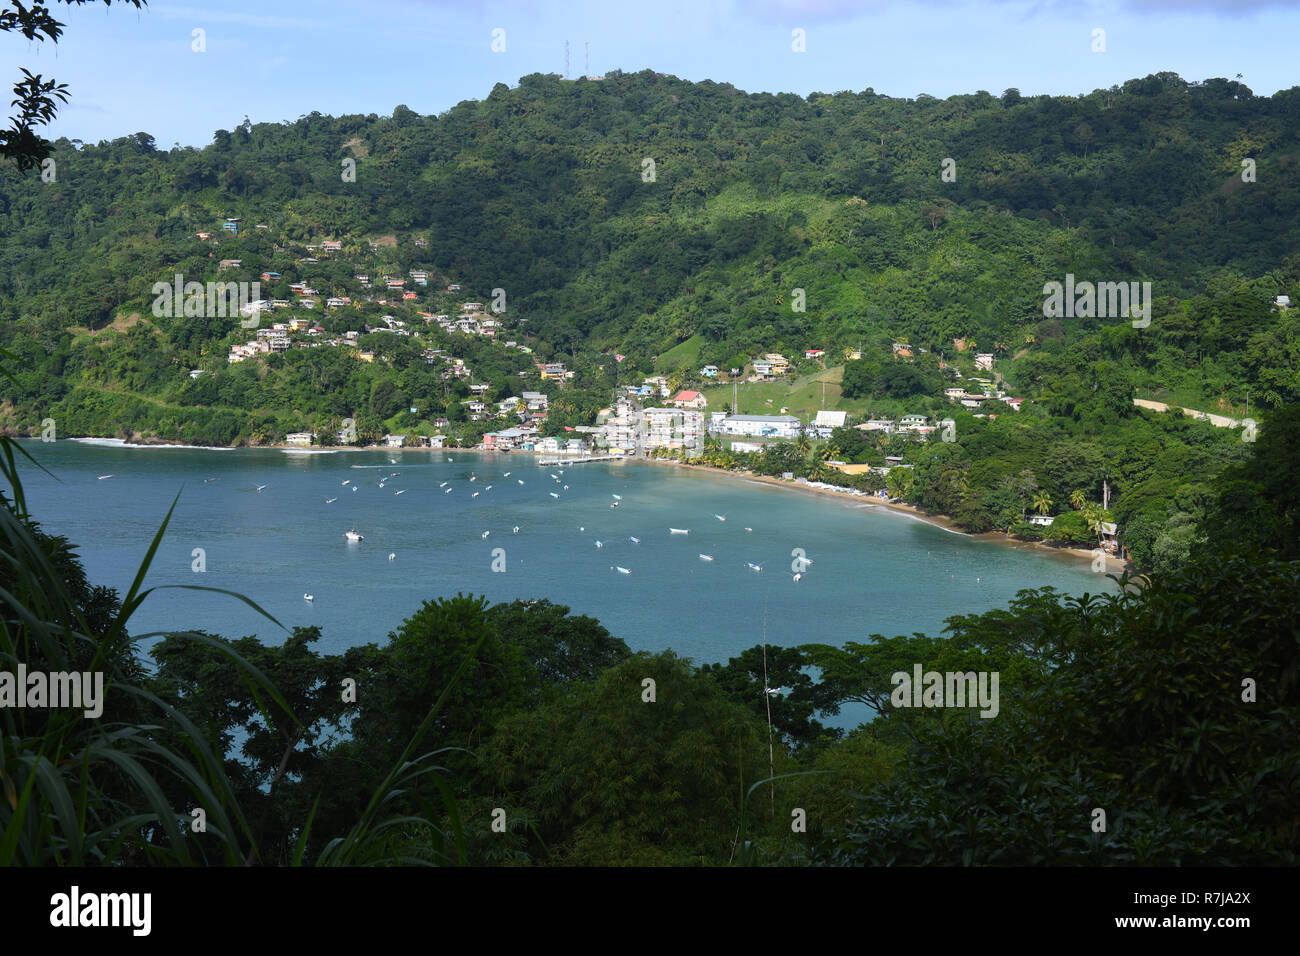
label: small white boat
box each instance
[714,514,726,521]
[563,484,569,490]
[444,487,453,494]
[610,502,618,508]
[504,472,511,477]
[344,529,363,542]
[669,528,689,535]
[517,479,525,485]
[471,491,479,498]
[550,474,559,480]
[482,531,490,539]
[630,536,640,543]
[203,477,217,483]
[550,492,560,498]
[485,485,492,491]
[439,481,447,487]
[97,475,113,480]
[325,497,338,504]
[394,489,407,495]
[388,553,396,561]
[615,566,631,575]
[744,527,753,532]
[470,476,477,482]
[342,480,351,486]
[512,526,520,534]
[595,541,603,548]
[747,563,762,572]
[612,494,622,500]
[699,554,714,561]
[378,482,385,488]
[304,593,314,601]
[351,486,358,492]
[793,572,802,582]
[255,484,267,493]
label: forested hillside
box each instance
[2,69,1299,573]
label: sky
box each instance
[6,0,1298,148]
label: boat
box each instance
[612,494,622,500]
[344,529,363,542]
[517,479,525,485]
[444,487,453,494]
[563,484,569,490]
[699,554,714,561]
[439,481,447,487]
[550,492,560,498]
[595,541,603,548]
[630,536,640,543]
[485,485,492,491]
[97,475,113,480]
[388,553,396,561]
[471,491,479,498]
[615,566,631,575]
[304,593,313,601]
[482,531,490,539]
[793,572,802,582]
[342,480,351,486]
[669,528,689,535]
[714,514,726,521]
[747,562,762,572]
[255,484,267,493]
[610,502,618,508]
[394,489,407,495]
[203,477,217,483]
[470,476,477,482]
[744,527,753,532]
[504,472,511,477]
[325,497,338,504]
[512,526,520,534]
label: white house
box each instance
[715,414,801,439]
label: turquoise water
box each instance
[8,440,1110,726]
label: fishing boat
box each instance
[517,479,525,485]
[504,472,511,477]
[304,593,313,601]
[630,536,640,543]
[747,562,762,572]
[595,540,603,548]
[699,554,714,561]
[324,497,338,504]
[714,514,726,521]
[482,531,490,539]
[394,489,407,495]
[388,553,396,561]
[612,494,623,500]
[344,529,363,542]
[669,528,689,535]
[471,491,480,498]
[342,480,351,486]
[512,526,520,534]
[615,566,631,575]
[444,487,453,494]
[439,481,447,487]
[550,492,560,498]
[97,475,113,480]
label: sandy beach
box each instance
[638,457,1131,573]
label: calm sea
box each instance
[7,440,1110,727]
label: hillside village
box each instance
[192,227,1024,464]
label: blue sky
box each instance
[10,0,1298,148]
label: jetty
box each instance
[537,455,621,465]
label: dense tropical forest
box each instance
[1,66,1298,865]
[2,70,1298,575]
[2,403,1296,865]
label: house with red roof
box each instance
[669,389,707,409]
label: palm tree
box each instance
[1032,490,1052,516]
[1069,489,1086,510]
[820,443,843,462]
[795,434,812,458]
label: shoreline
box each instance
[637,457,1131,573]
[43,438,1128,573]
